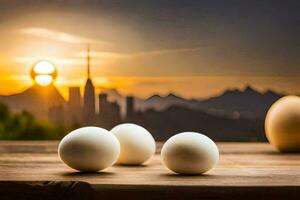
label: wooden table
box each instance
[0,141,299,200]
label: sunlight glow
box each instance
[34,75,53,86]
[33,61,56,74]
[31,60,57,86]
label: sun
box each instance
[31,60,57,86]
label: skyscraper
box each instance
[126,96,135,119]
[98,93,121,128]
[83,45,96,124]
[99,93,109,117]
[68,87,82,123]
[69,87,81,108]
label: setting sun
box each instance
[31,60,57,87]
[34,75,54,86]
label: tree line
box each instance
[0,101,76,140]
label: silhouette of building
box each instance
[69,87,81,107]
[83,46,96,125]
[99,93,109,117]
[99,93,121,128]
[68,87,82,123]
[110,101,121,122]
[126,96,135,120]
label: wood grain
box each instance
[0,141,299,200]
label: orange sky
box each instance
[0,28,299,99]
[0,1,299,99]
[1,73,299,100]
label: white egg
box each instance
[161,132,219,174]
[110,123,156,165]
[58,126,120,172]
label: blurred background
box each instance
[0,0,299,141]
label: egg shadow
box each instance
[113,163,148,168]
[61,171,115,177]
[159,173,216,178]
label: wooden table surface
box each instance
[0,141,299,200]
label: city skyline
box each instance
[0,46,126,128]
[0,56,295,101]
[0,37,288,142]
[0,0,299,98]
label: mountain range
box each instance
[0,84,287,141]
[104,85,284,120]
[0,84,285,121]
[0,85,66,120]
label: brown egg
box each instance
[265,96,300,152]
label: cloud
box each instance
[14,56,85,65]
[133,47,202,56]
[76,51,125,58]
[0,75,29,81]
[75,47,202,59]
[20,27,111,46]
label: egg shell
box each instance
[111,123,156,165]
[58,126,120,172]
[161,132,219,175]
[265,95,300,152]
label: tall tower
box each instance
[83,45,96,124]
